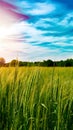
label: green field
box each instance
[0,67,73,130]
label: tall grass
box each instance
[0,67,73,130]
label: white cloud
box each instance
[5,21,72,48]
[13,1,55,16]
[59,12,73,26]
[34,18,51,28]
[16,1,31,10]
[27,2,55,15]
[0,39,59,62]
[0,20,61,62]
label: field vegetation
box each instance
[0,67,73,130]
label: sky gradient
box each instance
[0,0,73,62]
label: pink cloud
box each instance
[0,0,29,20]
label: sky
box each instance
[0,0,73,62]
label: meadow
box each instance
[0,67,73,130]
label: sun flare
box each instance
[0,9,13,42]
[0,26,8,39]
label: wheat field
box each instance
[0,67,73,130]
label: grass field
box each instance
[0,67,73,130]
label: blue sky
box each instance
[0,0,73,62]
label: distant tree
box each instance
[10,59,19,66]
[0,57,5,66]
[43,60,53,66]
[55,60,65,67]
[19,61,28,66]
[19,61,24,66]
[47,60,53,66]
[65,59,73,67]
[5,58,73,67]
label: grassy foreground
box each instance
[0,67,73,130]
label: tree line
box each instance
[0,57,73,67]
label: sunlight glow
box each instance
[0,9,15,40]
[0,26,8,39]
[0,13,17,59]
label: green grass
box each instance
[0,67,73,130]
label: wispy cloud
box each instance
[27,2,55,15]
